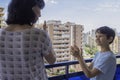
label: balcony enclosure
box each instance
[46,55,120,80]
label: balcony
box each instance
[45,55,120,80]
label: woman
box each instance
[0,0,56,80]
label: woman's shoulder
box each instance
[0,28,5,34]
[0,28,2,31]
[0,28,4,31]
[32,28,47,34]
[31,28,48,37]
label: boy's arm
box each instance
[88,62,93,70]
[70,45,101,78]
[76,55,101,78]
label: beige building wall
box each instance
[47,24,54,42]
[73,25,83,47]
[110,36,118,53]
[117,35,120,53]
[109,29,118,54]
[47,21,71,63]
[115,34,120,54]
[0,7,4,28]
[70,24,84,71]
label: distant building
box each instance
[83,29,97,49]
[115,33,120,53]
[113,35,119,53]
[42,20,84,74]
[109,28,118,53]
[117,35,120,53]
[0,7,4,28]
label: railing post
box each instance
[65,65,69,80]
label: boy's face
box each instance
[95,32,110,46]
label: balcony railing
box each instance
[45,55,120,80]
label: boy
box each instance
[70,26,116,80]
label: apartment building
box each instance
[113,32,120,54]
[0,7,4,28]
[112,36,119,53]
[46,20,83,62]
[109,29,118,53]
[117,34,120,53]
[44,20,84,74]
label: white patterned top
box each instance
[0,28,52,80]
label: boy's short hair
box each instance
[95,26,115,44]
[6,0,45,26]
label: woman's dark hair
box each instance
[95,26,115,44]
[6,0,45,26]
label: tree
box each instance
[84,44,98,57]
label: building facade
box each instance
[0,7,4,28]
[44,20,84,75]
[46,20,84,62]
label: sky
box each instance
[0,0,120,32]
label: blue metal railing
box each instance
[45,55,120,80]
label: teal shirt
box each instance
[90,51,116,80]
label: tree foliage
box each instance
[84,44,98,56]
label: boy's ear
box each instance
[108,37,113,43]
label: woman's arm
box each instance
[44,48,56,64]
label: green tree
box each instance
[69,68,75,73]
[84,44,98,57]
